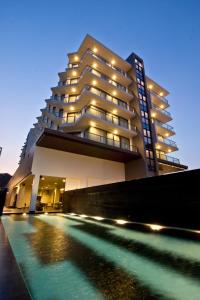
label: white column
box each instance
[29,174,40,213]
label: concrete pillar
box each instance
[29,174,40,213]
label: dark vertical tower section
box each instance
[126,53,158,176]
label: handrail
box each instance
[152,103,171,117]
[157,136,177,147]
[150,90,169,105]
[84,131,137,153]
[156,152,180,164]
[155,120,174,131]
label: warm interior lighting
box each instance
[74,55,79,61]
[92,63,97,68]
[72,71,77,76]
[151,112,156,118]
[70,106,74,111]
[41,177,45,181]
[148,224,164,231]
[22,213,27,216]
[156,145,161,149]
[111,59,116,65]
[92,80,97,85]
[112,109,117,114]
[113,130,118,134]
[90,121,96,127]
[91,99,96,105]
[62,179,66,182]
[71,87,76,92]
[115,219,128,225]
[165,133,169,137]
[160,105,164,109]
[168,149,172,153]
[112,75,116,80]
[93,216,104,221]
[93,47,98,53]
[112,91,117,96]
[45,212,48,215]
[148,84,153,89]
[60,188,65,192]
[159,92,163,96]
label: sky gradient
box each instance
[1,0,200,174]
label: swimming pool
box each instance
[2,214,200,300]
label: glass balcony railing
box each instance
[84,132,137,153]
[155,120,174,132]
[150,90,169,105]
[156,152,180,164]
[152,103,171,117]
[157,136,177,147]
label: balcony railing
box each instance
[150,90,169,105]
[157,136,177,147]
[84,132,137,153]
[152,103,171,117]
[157,152,180,164]
[81,49,130,79]
[83,85,133,111]
[155,120,174,131]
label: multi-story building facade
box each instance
[6,35,187,212]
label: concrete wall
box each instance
[32,146,125,190]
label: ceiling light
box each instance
[113,130,118,134]
[160,105,164,109]
[148,84,153,89]
[72,71,77,76]
[112,109,117,114]
[156,145,161,149]
[92,63,97,68]
[93,47,98,53]
[91,99,96,105]
[41,177,45,181]
[92,80,97,85]
[159,92,163,96]
[168,149,171,153]
[74,55,79,61]
[71,87,76,92]
[90,121,96,127]
[70,106,74,111]
[62,179,66,182]
[111,59,116,65]
[151,112,156,118]
[112,91,117,96]
[112,75,116,80]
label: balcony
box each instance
[154,120,175,137]
[156,152,180,164]
[84,131,138,153]
[157,136,178,152]
[150,90,169,109]
[151,103,172,123]
[59,106,137,138]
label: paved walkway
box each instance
[0,221,31,300]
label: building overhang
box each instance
[36,129,140,163]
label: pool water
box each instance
[2,214,200,300]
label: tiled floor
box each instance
[0,221,31,300]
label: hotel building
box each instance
[6,35,187,212]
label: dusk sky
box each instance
[1,0,200,174]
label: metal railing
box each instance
[156,152,180,164]
[157,136,177,147]
[155,120,174,131]
[84,132,137,152]
[150,90,169,105]
[152,103,171,117]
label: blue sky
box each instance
[0,0,200,174]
